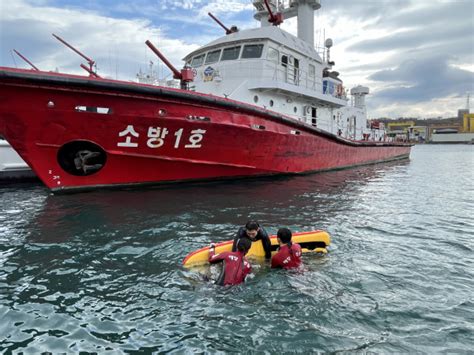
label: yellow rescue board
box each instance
[183,230,330,267]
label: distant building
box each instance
[458,109,469,121]
[408,126,427,142]
[462,113,474,133]
[378,107,474,144]
[385,120,416,142]
[430,111,474,144]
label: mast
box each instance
[253,0,321,47]
[296,0,319,47]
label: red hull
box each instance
[0,68,411,191]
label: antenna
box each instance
[208,12,238,35]
[13,49,39,71]
[52,33,101,78]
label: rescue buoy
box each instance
[336,84,343,96]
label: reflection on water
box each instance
[0,145,473,352]
[27,159,408,243]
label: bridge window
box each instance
[191,54,205,67]
[205,49,221,64]
[242,44,264,59]
[267,47,279,63]
[221,46,241,61]
[294,58,300,85]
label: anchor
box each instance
[74,150,103,174]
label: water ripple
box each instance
[0,145,473,352]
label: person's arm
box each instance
[231,237,238,252]
[232,227,244,252]
[243,259,252,280]
[208,244,227,263]
[260,228,272,259]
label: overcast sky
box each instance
[1,0,473,119]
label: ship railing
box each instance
[264,58,322,92]
[264,58,346,102]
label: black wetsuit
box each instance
[232,226,272,259]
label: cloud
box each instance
[318,0,474,117]
[347,21,472,59]
[320,0,412,27]
[370,55,474,101]
[196,0,254,19]
[0,0,199,79]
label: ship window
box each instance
[294,106,297,113]
[242,44,264,59]
[254,95,259,103]
[269,100,274,107]
[267,47,279,63]
[75,106,112,114]
[191,54,205,67]
[205,49,221,64]
[221,46,241,61]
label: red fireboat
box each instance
[0,0,411,192]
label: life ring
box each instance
[336,84,343,96]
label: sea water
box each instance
[0,144,473,352]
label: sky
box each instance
[0,0,473,119]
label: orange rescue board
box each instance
[183,230,330,267]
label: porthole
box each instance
[254,95,259,103]
[294,106,297,113]
[269,100,274,107]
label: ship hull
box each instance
[0,68,411,192]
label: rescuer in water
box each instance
[271,227,302,269]
[209,238,252,286]
[232,220,272,260]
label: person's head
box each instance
[277,227,292,245]
[237,237,252,255]
[245,220,260,239]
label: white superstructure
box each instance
[182,0,384,141]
